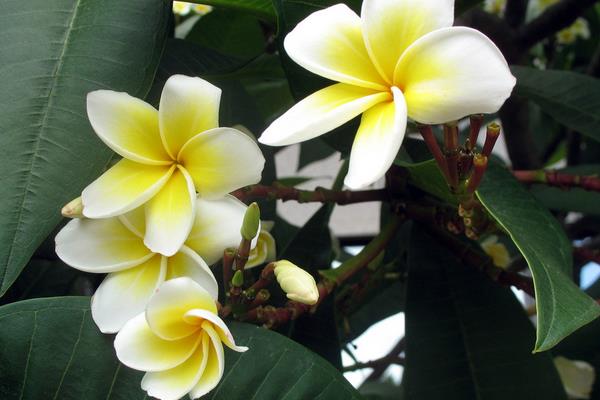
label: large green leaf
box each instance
[188,0,276,22]
[0,0,170,297]
[476,163,600,351]
[404,227,567,400]
[0,297,361,399]
[0,297,145,399]
[511,66,600,143]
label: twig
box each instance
[513,170,600,192]
[343,356,405,372]
[366,338,406,381]
[232,184,389,205]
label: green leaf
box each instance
[511,66,600,143]
[395,159,456,204]
[405,227,568,400]
[0,297,145,399]
[476,163,600,351]
[0,0,170,297]
[0,297,361,399]
[186,8,265,60]
[299,139,337,170]
[187,0,276,22]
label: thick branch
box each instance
[232,184,389,205]
[517,0,599,48]
[513,170,600,192]
[504,0,529,28]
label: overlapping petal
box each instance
[189,323,224,398]
[159,75,221,158]
[82,159,175,218]
[55,217,152,273]
[185,195,247,265]
[144,167,196,257]
[184,309,248,352]
[284,4,386,90]
[394,27,516,124]
[86,91,171,165]
[115,313,202,372]
[119,206,146,238]
[166,246,218,300]
[141,335,209,400]
[345,87,407,189]
[91,255,166,333]
[361,0,454,82]
[146,277,217,340]
[178,128,265,199]
[259,83,390,146]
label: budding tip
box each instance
[487,122,501,136]
[61,197,84,218]
[241,202,261,241]
[473,154,488,167]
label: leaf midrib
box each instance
[2,0,82,293]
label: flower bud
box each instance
[241,202,260,241]
[61,197,84,218]
[273,260,319,305]
[231,270,244,288]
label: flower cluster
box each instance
[56,75,265,399]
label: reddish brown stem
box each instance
[482,123,501,158]
[468,114,483,150]
[232,185,389,204]
[513,170,600,192]
[418,124,451,181]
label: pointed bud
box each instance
[241,202,260,241]
[273,260,319,305]
[61,197,84,218]
[231,270,244,288]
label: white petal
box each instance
[91,255,166,333]
[144,166,196,257]
[259,83,390,146]
[361,0,454,82]
[159,75,221,158]
[87,91,171,165]
[189,323,225,399]
[178,128,265,199]
[185,195,247,265]
[146,277,217,341]
[395,27,516,124]
[184,309,248,353]
[141,334,209,400]
[345,87,407,189]
[166,246,218,300]
[55,217,152,273]
[284,4,386,90]
[118,206,146,238]
[82,159,175,219]
[115,313,201,372]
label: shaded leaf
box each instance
[187,0,276,22]
[512,66,600,143]
[405,227,567,399]
[0,0,170,296]
[477,163,600,351]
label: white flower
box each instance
[481,235,511,268]
[55,195,249,333]
[81,75,264,257]
[259,0,515,189]
[115,278,247,400]
[273,260,319,305]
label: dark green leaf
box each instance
[512,66,600,143]
[477,163,600,351]
[0,0,170,296]
[0,297,145,399]
[0,297,361,400]
[186,8,265,60]
[404,227,568,400]
[299,139,337,170]
[187,0,276,22]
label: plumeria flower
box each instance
[172,1,192,16]
[81,75,265,256]
[56,195,250,333]
[554,356,595,399]
[245,222,276,269]
[480,235,511,269]
[115,278,247,400]
[259,0,516,188]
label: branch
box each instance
[513,170,600,192]
[517,0,599,48]
[504,0,529,28]
[343,356,405,372]
[574,247,600,265]
[232,184,389,205]
[366,338,406,381]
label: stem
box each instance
[366,338,406,381]
[468,115,483,151]
[222,248,236,293]
[324,215,404,286]
[232,184,389,205]
[343,356,405,372]
[419,124,451,182]
[513,170,600,192]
